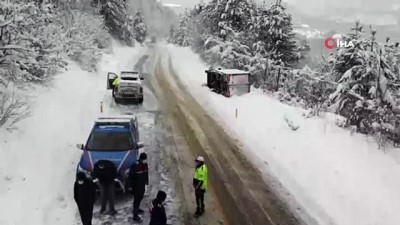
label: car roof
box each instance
[95,115,137,123]
[120,71,139,78]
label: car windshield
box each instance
[86,130,133,151]
[122,77,138,81]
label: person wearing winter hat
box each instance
[149,190,168,225]
[128,152,149,222]
[74,172,96,225]
[193,156,208,218]
[92,160,118,215]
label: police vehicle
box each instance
[76,115,144,192]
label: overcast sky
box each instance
[162,0,400,26]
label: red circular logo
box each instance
[324,37,336,49]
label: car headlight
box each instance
[78,165,92,179]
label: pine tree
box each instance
[133,10,147,44]
[264,1,298,66]
[329,24,399,135]
[216,0,255,41]
[252,1,299,91]
[99,0,135,46]
[172,14,189,47]
[168,25,175,43]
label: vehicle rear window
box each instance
[86,130,133,151]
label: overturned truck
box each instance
[205,68,251,97]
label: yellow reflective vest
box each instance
[112,77,120,86]
[194,164,208,190]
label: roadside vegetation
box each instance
[0,0,148,130]
[169,0,400,148]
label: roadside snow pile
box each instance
[0,43,142,225]
[165,44,400,225]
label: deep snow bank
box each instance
[164,44,400,225]
[0,43,143,225]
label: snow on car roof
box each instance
[120,71,139,78]
[96,115,137,123]
[121,71,139,74]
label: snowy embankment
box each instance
[163,44,400,225]
[0,43,143,225]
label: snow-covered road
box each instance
[0,44,182,225]
[163,43,400,225]
[7,40,400,225]
[147,45,298,225]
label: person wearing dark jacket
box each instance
[149,191,167,225]
[74,172,96,225]
[129,152,149,222]
[92,160,117,215]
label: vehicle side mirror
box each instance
[76,144,84,150]
[140,77,144,80]
[137,142,144,149]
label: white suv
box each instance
[107,71,144,104]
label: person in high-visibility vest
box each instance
[193,156,208,217]
[112,76,120,86]
[111,76,120,97]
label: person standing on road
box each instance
[74,172,96,225]
[193,156,208,218]
[92,160,118,215]
[149,190,168,225]
[129,152,149,222]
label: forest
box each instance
[0,0,148,129]
[169,0,400,148]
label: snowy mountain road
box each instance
[143,46,300,225]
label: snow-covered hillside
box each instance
[293,24,324,39]
[163,44,400,225]
[0,43,144,225]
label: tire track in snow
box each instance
[90,53,183,225]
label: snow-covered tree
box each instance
[216,0,255,41]
[252,1,299,90]
[0,1,64,82]
[171,13,189,47]
[168,25,175,43]
[203,35,253,70]
[329,24,400,137]
[58,9,111,71]
[133,10,147,44]
[0,0,111,129]
[256,1,298,67]
[99,0,135,46]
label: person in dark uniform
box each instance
[74,172,96,225]
[149,191,167,225]
[129,152,149,222]
[92,160,117,215]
